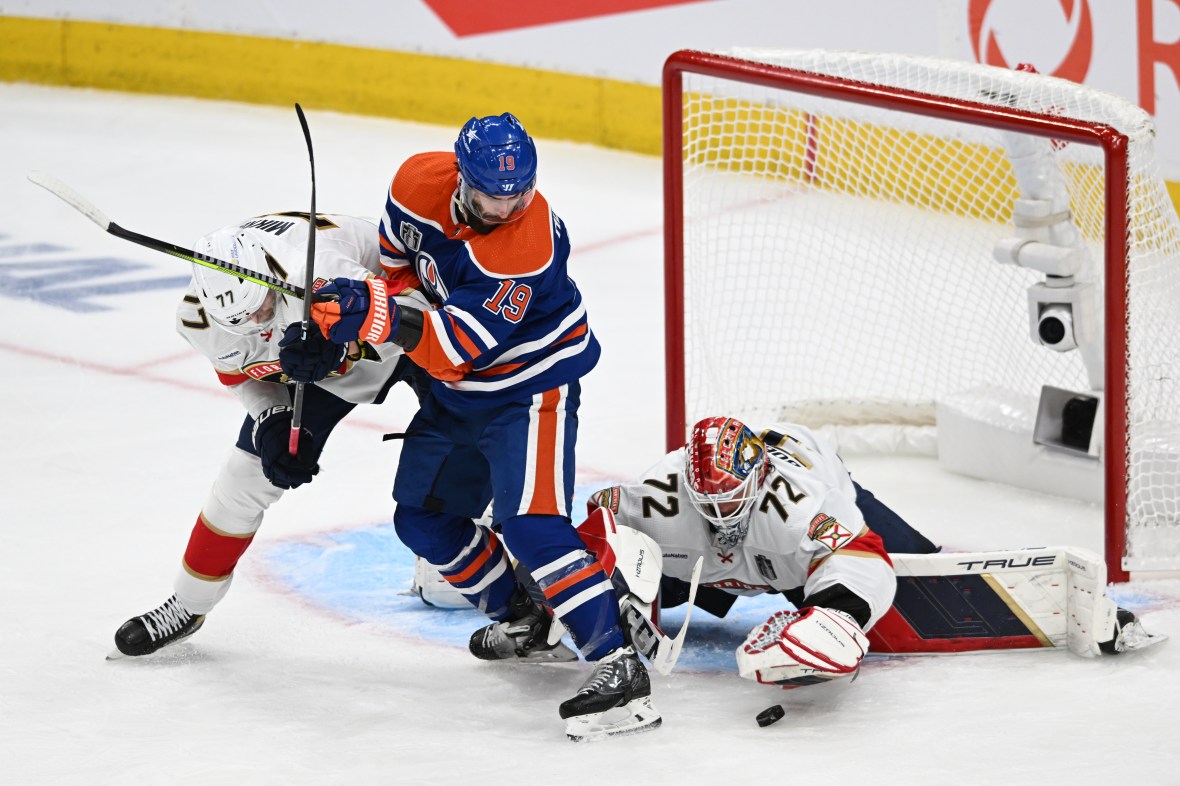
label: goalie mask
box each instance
[192,230,279,336]
[685,416,767,549]
[454,113,538,227]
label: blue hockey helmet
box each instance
[454,113,538,225]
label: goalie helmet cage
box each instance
[662,48,1180,582]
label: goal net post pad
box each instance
[866,547,1116,657]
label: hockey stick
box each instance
[27,170,307,299]
[651,555,704,675]
[620,556,704,676]
[288,103,317,457]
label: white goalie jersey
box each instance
[177,213,420,416]
[589,424,897,629]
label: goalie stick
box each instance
[620,555,704,676]
[26,170,306,299]
[288,103,318,457]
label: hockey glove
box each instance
[310,277,399,345]
[277,322,347,383]
[735,607,869,688]
[252,405,320,489]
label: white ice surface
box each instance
[1,84,1178,785]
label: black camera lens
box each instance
[1039,315,1067,345]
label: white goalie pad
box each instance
[576,507,663,604]
[411,556,469,609]
[879,547,1120,658]
[576,508,703,675]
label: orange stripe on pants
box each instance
[542,562,602,600]
[527,388,561,515]
[445,534,498,584]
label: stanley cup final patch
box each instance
[808,512,854,552]
[399,221,422,252]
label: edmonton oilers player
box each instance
[310,114,657,740]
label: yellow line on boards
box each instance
[0,15,663,155]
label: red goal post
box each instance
[663,49,1180,582]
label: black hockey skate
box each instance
[559,646,661,741]
[112,595,205,658]
[469,587,576,663]
[1099,607,1167,654]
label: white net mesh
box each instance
[672,49,1180,571]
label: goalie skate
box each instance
[559,646,662,742]
[1100,608,1168,655]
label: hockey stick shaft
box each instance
[652,555,703,675]
[26,170,307,299]
[620,555,703,676]
[288,103,318,456]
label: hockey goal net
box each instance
[663,49,1180,580]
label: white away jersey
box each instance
[177,213,415,412]
[589,423,896,626]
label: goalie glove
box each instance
[736,607,869,688]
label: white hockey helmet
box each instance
[192,230,279,335]
[685,416,768,549]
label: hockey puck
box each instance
[756,704,785,727]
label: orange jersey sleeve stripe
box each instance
[379,233,402,256]
[472,360,525,378]
[555,323,588,345]
[407,312,482,379]
[472,324,588,378]
[448,316,482,358]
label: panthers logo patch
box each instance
[808,512,854,551]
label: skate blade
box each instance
[565,696,662,742]
[1120,627,1168,653]
[104,623,205,662]
[523,642,578,663]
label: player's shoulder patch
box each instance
[808,512,855,552]
[589,486,622,514]
[399,220,423,252]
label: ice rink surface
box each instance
[2,84,1179,785]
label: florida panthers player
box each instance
[309,114,655,740]
[586,416,1158,681]
[586,416,937,688]
[113,213,429,658]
